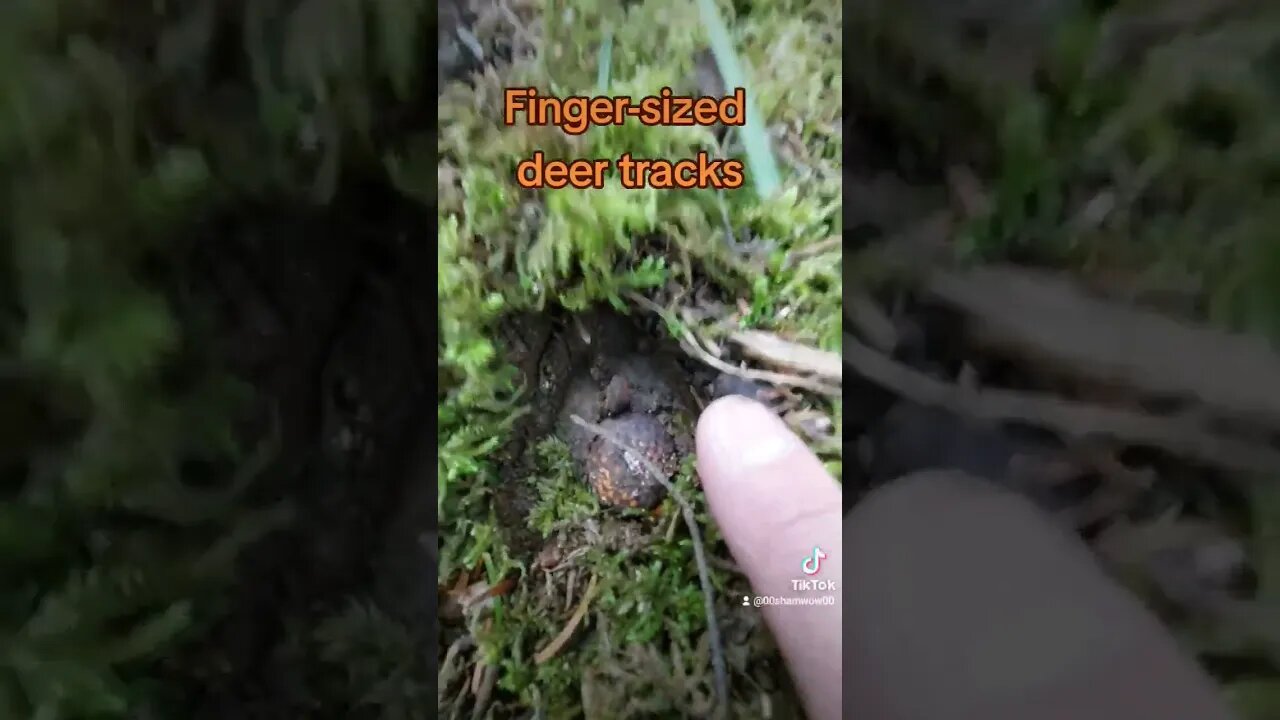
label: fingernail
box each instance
[698,396,802,471]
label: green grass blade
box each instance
[695,0,781,199]
[597,27,614,93]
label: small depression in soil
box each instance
[492,306,714,559]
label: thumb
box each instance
[696,396,842,720]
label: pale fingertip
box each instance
[696,395,804,475]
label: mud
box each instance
[491,307,703,557]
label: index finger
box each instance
[696,396,842,720]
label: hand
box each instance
[696,396,842,720]
[697,396,1233,720]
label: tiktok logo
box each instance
[801,546,827,576]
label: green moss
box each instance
[527,438,601,537]
[437,2,841,713]
[479,460,744,716]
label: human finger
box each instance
[696,396,842,720]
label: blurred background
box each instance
[3,0,1279,718]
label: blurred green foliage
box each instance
[849,4,1280,716]
[0,0,433,716]
[852,2,1280,339]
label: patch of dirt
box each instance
[490,307,705,561]
[437,306,811,717]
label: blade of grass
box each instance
[596,27,614,93]
[695,0,781,200]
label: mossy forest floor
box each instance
[438,0,840,716]
[443,0,1280,718]
[4,0,1280,719]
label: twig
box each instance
[783,234,841,267]
[569,415,730,719]
[844,333,1280,477]
[926,264,1280,429]
[534,573,598,665]
[681,333,838,396]
[844,291,899,353]
[543,546,590,573]
[470,663,497,720]
[628,292,840,396]
[728,330,842,382]
[438,636,476,710]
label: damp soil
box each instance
[487,306,711,562]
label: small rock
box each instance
[584,414,676,510]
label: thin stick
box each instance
[844,333,1280,477]
[629,292,839,396]
[844,291,899,353]
[534,573,598,664]
[569,414,730,719]
[438,636,476,710]
[729,329,842,382]
[783,234,841,267]
[470,662,496,720]
[683,332,838,395]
